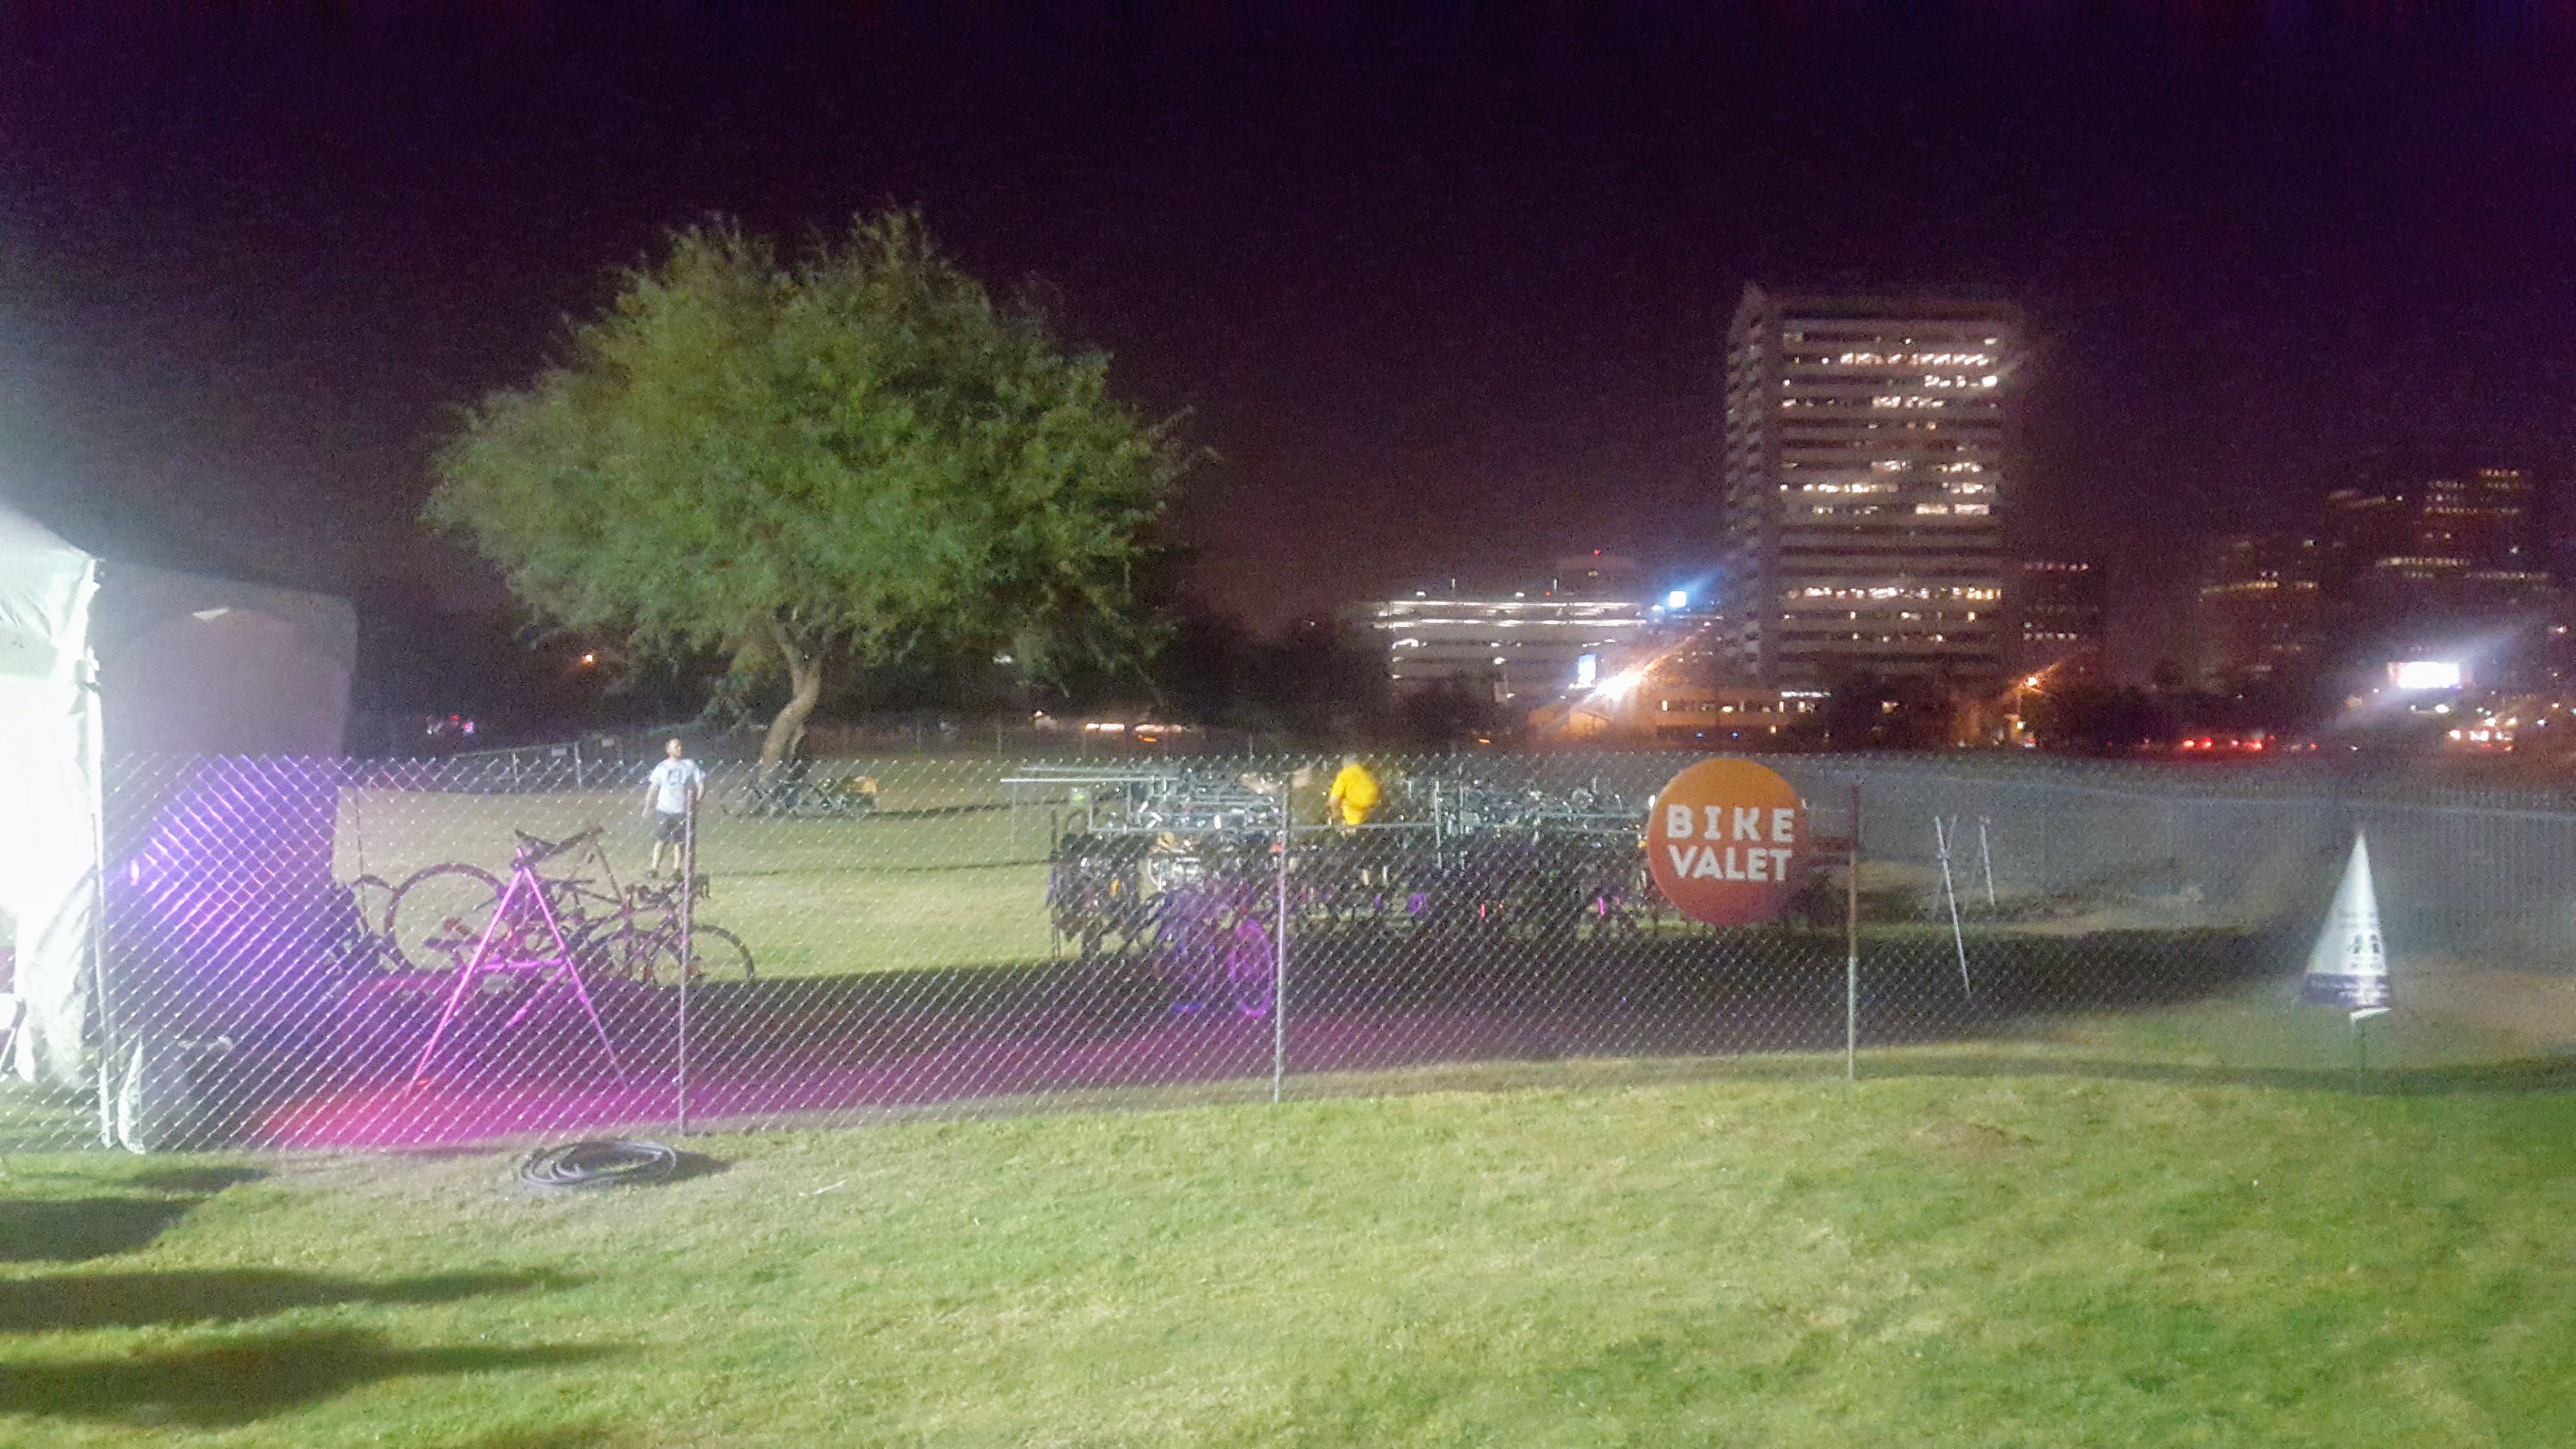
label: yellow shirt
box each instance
[1327,762,1381,826]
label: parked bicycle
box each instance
[383,861,504,973]
[1046,832,1157,961]
[369,825,753,985]
[1150,846,1277,1020]
[727,761,879,819]
[573,871,754,986]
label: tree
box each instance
[427,211,1188,762]
[2032,682,2174,755]
[1153,603,1255,726]
[1822,672,1957,751]
[1392,677,1508,749]
[1245,618,1390,747]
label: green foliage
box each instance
[427,212,1185,708]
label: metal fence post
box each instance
[1846,778,1860,1084]
[1274,793,1290,1104]
[677,790,694,1136]
[90,757,118,1147]
[1935,816,1974,1004]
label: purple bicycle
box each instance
[1154,863,1277,1020]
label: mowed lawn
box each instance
[5,1029,2573,1447]
[338,766,1060,979]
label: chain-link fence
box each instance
[7,749,2574,1153]
[417,715,1257,780]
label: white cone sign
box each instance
[2301,833,2388,1010]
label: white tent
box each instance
[0,503,102,1087]
[0,499,354,1089]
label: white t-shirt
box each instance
[649,757,705,815]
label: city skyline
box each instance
[2199,460,2563,699]
[4,7,2574,686]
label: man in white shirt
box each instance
[644,737,706,877]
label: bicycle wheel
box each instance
[564,915,645,985]
[386,863,503,971]
[641,923,755,986]
[347,874,397,942]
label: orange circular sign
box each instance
[1646,758,1807,925]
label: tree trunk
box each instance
[761,622,826,766]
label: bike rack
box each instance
[408,852,626,1089]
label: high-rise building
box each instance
[1346,585,1649,703]
[2013,559,2105,679]
[2322,466,2550,635]
[2196,533,2323,691]
[1720,285,2015,689]
[2308,464,2557,691]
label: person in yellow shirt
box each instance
[1326,754,1381,829]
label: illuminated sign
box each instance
[1575,653,1598,689]
[1666,590,1689,610]
[2388,661,2463,691]
[1646,759,1807,926]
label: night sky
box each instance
[5,4,2574,679]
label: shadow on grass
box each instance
[0,1164,268,1263]
[0,1326,620,1427]
[0,1198,204,1263]
[0,1267,574,1333]
[666,1151,728,1183]
[1249,1016,2576,1117]
[864,802,1008,821]
[122,1165,267,1195]
[267,923,2310,1118]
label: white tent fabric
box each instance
[0,498,356,1096]
[0,502,102,1087]
[93,563,355,757]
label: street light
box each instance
[2010,668,2055,745]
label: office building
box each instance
[1348,585,1650,703]
[2315,464,2556,688]
[1720,285,2015,689]
[2322,466,2549,628]
[1528,679,1824,747]
[2196,533,2323,692]
[2013,559,2104,679]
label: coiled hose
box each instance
[517,1139,680,1191]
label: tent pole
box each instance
[85,663,116,1147]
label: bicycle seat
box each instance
[513,824,605,865]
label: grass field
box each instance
[4,997,2573,1448]
[339,771,1060,980]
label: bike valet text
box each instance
[1661,805,1797,882]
